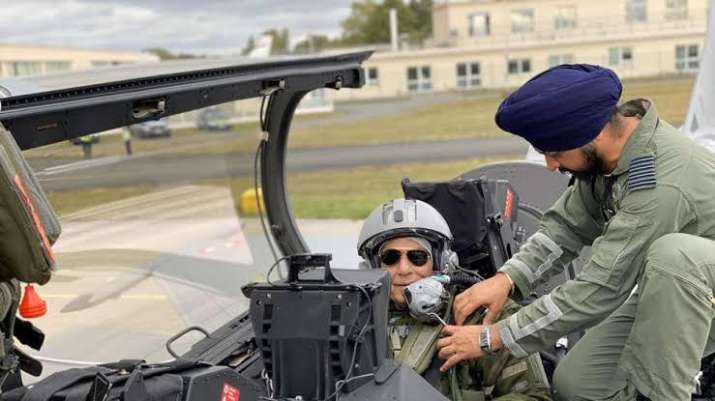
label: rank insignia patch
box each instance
[628,155,656,192]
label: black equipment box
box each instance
[242,254,390,401]
[1,359,259,401]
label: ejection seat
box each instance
[401,160,589,379]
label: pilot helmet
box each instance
[357,198,453,272]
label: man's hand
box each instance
[453,272,512,325]
[436,325,483,372]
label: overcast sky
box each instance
[0,0,355,55]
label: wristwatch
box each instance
[479,326,496,355]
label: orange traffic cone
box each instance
[19,284,47,318]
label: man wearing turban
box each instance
[435,64,715,401]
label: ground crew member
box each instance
[358,199,552,400]
[121,128,132,155]
[78,135,93,159]
[436,64,715,401]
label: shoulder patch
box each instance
[628,155,656,192]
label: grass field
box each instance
[25,75,695,161]
[47,157,504,219]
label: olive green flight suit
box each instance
[495,99,715,401]
[0,280,20,379]
[390,299,552,401]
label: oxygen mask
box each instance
[403,276,449,323]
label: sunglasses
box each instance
[379,249,431,267]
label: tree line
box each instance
[145,0,432,59]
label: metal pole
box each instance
[390,8,399,52]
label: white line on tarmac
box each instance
[37,156,125,176]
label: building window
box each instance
[548,54,574,67]
[9,62,42,77]
[554,5,577,29]
[468,12,490,36]
[456,62,481,89]
[507,59,532,75]
[676,44,699,71]
[511,9,534,33]
[365,67,379,86]
[665,0,687,20]
[626,0,647,22]
[45,61,72,73]
[407,66,432,93]
[609,47,633,67]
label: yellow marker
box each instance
[239,188,263,215]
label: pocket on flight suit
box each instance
[582,212,641,291]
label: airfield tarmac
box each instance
[22,185,362,382]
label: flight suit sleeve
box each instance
[495,185,696,357]
[453,301,552,401]
[0,280,19,318]
[499,181,604,300]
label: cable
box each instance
[259,95,268,131]
[254,135,279,264]
[332,373,375,401]
[266,255,292,286]
[448,272,481,288]
[323,285,374,401]
[517,202,545,220]
[255,91,282,266]
[454,264,485,281]
[258,285,375,401]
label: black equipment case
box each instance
[242,254,390,401]
[0,359,260,401]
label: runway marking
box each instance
[37,156,125,177]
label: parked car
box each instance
[196,108,231,131]
[129,118,171,138]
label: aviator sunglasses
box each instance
[379,249,431,267]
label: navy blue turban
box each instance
[495,64,622,152]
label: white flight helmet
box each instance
[357,198,454,272]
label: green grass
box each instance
[47,158,507,220]
[227,157,506,220]
[620,75,694,124]
[286,92,508,148]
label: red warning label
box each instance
[221,383,240,401]
[504,189,514,219]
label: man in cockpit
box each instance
[358,198,552,401]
